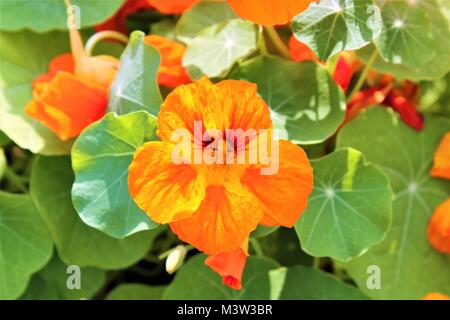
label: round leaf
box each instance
[0,191,53,299]
[0,30,73,155]
[20,255,106,300]
[109,31,162,117]
[295,148,393,261]
[0,0,123,32]
[336,106,450,299]
[183,19,257,79]
[72,111,159,239]
[176,0,237,44]
[231,55,346,144]
[31,155,161,269]
[240,265,368,300]
[374,0,435,69]
[163,254,279,300]
[292,0,382,61]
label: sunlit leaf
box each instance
[107,284,166,300]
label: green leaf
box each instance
[31,155,161,269]
[109,31,162,116]
[295,148,393,261]
[163,254,279,300]
[0,191,53,299]
[176,1,237,44]
[240,265,368,299]
[231,55,346,144]
[251,225,279,238]
[0,131,11,147]
[336,106,450,299]
[357,0,450,81]
[0,30,73,155]
[72,111,160,239]
[0,0,123,32]
[20,255,106,300]
[107,284,166,300]
[183,19,257,79]
[292,0,382,61]
[374,0,435,69]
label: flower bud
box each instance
[165,245,188,274]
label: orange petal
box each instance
[288,35,318,62]
[241,140,313,227]
[157,77,226,143]
[422,292,450,300]
[144,35,191,88]
[128,141,206,224]
[431,132,450,180]
[25,72,108,140]
[227,0,316,26]
[205,243,248,290]
[170,183,264,255]
[427,198,450,254]
[95,0,152,34]
[33,53,75,86]
[76,55,120,91]
[148,0,199,14]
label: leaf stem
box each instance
[250,238,264,257]
[4,168,27,193]
[257,25,268,55]
[347,50,378,102]
[85,31,129,57]
[265,26,291,59]
[313,257,321,269]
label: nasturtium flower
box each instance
[431,132,450,180]
[128,77,313,288]
[25,28,119,141]
[427,198,450,254]
[205,241,248,290]
[144,35,191,87]
[148,0,199,14]
[422,292,450,300]
[227,0,316,26]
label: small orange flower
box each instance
[289,35,318,62]
[95,0,152,34]
[228,0,316,26]
[422,292,450,300]
[431,132,450,180]
[144,35,191,87]
[128,77,313,287]
[428,198,450,254]
[25,27,119,141]
[148,0,199,14]
[205,241,248,290]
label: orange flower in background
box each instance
[288,35,318,62]
[431,132,450,180]
[422,292,450,300]
[95,0,152,34]
[228,0,316,26]
[128,77,313,288]
[427,198,450,254]
[144,35,191,87]
[25,27,119,141]
[205,241,248,289]
[148,0,199,14]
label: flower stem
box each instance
[84,31,129,57]
[265,26,291,59]
[313,257,321,269]
[250,238,264,257]
[347,50,378,102]
[257,25,268,55]
[158,244,194,260]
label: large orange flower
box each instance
[144,35,191,87]
[227,0,316,26]
[128,77,313,287]
[25,27,119,141]
[148,0,199,14]
[427,198,450,254]
[431,132,450,180]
